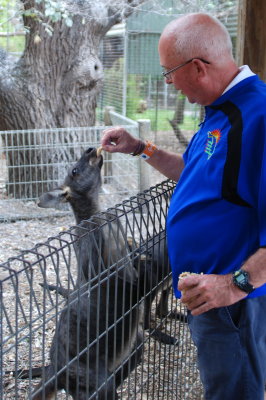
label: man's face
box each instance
[158,35,203,105]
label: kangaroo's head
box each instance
[38,148,103,209]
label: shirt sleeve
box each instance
[258,141,266,246]
[183,131,198,165]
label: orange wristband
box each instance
[139,141,157,160]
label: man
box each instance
[101,13,266,400]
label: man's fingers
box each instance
[190,302,211,316]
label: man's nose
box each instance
[165,76,172,84]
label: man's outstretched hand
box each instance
[101,127,141,154]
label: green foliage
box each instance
[0,0,25,53]
[130,109,200,132]
[23,0,73,35]
[0,36,25,53]
[0,0,74,53]
[126,75,142,119]
[37,0,73,27]
[0,0,73,39]
[0,0,21,32]
[103,58,124,114]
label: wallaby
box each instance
[26,147,182,398]
[30,148,144,399]
[38,147,137,285]
[132,231,186,345]
[31,276,143,400]
[37,147,181,342]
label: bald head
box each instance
[158,13,239,106]
[159,13,234,65]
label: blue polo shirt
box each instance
[167,75,266,298]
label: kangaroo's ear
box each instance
[38,188,69,209]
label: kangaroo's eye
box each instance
[72,168,79,176]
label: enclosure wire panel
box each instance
[0,180,203,399]
[0,125,139,206]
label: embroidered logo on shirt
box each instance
[204,129,222,159]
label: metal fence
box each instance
[1,180,203,400]
[0,124,140,221]
[98,3,238,133]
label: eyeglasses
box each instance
[161,58,210,79]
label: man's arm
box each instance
[241,247,266,288]
[145,146,184,182]
[178,247,266,316]
[101,127,184,182]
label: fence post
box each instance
[138,119,151,192]
[103,106,115,126]
[103,106,115,183]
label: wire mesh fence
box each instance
[0,125,140,222]
[1,179,204,400]
[98,3,238,137]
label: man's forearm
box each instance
[101,128,184,181]
[241,247,266,289]
[146,147,184,182]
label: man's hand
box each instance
[101,127,142,154]
[178,273,247,316]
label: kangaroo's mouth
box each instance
[85,147,103,159]
[85,147,95,154]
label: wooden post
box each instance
[138,119,151,192]
[103,106,115,126]
[236,0,266,81]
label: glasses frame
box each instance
[161,57,210,79]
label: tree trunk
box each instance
[169,94,189,147]
[0,0,144,198]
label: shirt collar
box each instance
[222,65,255,94]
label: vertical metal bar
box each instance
[0,278,3,400]
[122,28,128,117]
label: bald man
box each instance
[101,13,266,400]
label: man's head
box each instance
[158,13,238,105]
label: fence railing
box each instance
[0,180,203,399]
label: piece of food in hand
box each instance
[179,272,203,296]
[179,271,201,279]
[97,146,103,157]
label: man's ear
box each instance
[193,59,208,77]
[37,188,69,209]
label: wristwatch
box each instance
[232,269,255,294]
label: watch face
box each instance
[233,270,254,293]
[235,274,246,284]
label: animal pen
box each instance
[0,124,203,399]
[0,0,261,397]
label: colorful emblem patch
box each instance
[204,129,222,159]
